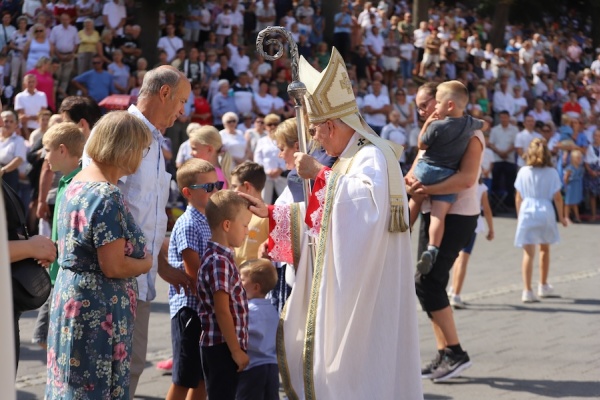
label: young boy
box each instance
[198,190,251,399]
[409,80,485,275]
[236,259,279,400]
[230,161,269,266]
[39,122,85,346]
[166,158,223,400]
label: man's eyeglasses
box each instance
[308,121,326,136]
[189,181,225,192]
[417,97,435,113]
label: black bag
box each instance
[2,180,51,312]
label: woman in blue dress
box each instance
[514,138,568,303]
[563,149,585,223]
[46,111,152,399]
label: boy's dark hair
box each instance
[231,161,266,192]
[59,96,102,128]
[239,258,278,295]
[205,190,249,231]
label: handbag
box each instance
[2,180,51,313]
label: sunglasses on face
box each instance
[189,181,225,192]
[226,120,237,124]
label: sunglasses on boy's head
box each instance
[189,181,225,192]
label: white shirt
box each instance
[254,93,275,115]
[515,129,543,167]
[230,54,250,76]
[175,139,192,167]
[363,33,384,57]
[528,109,552,124]
[362,92,389,128]
[380,123,406,162]
[492,89,514,116]
[219,129,246,161]
[413,28,429,48]
[254,135,285,172]
[489,123,518,163]
[513,96,528,122]
[49,24,80,53]
[0,132,26,166]
[14,89,48,129]
[102,1,127,36]
[157,35,184,63]
[531,62,549,85]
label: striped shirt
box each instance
[198,241,248,349]
[167,205,211,318]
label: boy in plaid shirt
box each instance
[166,159,224,400]
[198,190,251,399]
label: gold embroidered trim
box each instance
[276,300,299,400]
[290,203,302,269]
[302,170,341,400]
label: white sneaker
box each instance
[450,294,465,309]
[522,290,539,303]
[447,286,454,298]
[538,283,554,298]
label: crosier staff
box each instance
[256,26,315,266]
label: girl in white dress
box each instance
[514,138,568,303]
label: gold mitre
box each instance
[298,47,408,233]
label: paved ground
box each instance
[15,214,600,399]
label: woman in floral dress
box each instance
[46,111,153,399]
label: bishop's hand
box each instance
[237,192,268,218]
[294,152,323,180]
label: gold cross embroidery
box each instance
[340,72,352,94]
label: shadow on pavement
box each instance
[149,301,170,314]
[464,301,600,315]
[424,394,452,399]
[438,376,600,398]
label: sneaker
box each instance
[416,251,434,275]
[447,286,454,297]
[430,348,472,383]
[450,294,466,309]
[421,352,443,379]
[537,283,554,298]
[521,290,539,303]
[156,358,173,371]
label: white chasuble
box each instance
[268,134,423,399]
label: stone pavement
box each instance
[15,216,600,399]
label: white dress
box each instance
[514,166,562,246]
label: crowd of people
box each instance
[3,0,600,399]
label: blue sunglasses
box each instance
[189,181,225,192]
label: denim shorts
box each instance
[413,160,457,203]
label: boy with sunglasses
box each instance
[165,158,224,400]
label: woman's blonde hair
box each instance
[264,113,281,126]
[188,125,232,184]
[525,138,553,168]
[86,111,152,175]
[273,118,298,149]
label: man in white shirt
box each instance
[492,74,514,122]
[14,74,47,136]
[363,25,384,59]
[515,115,543,168]
[591,54,600,78]
[362,80,390,135]
[255,0,276,32]
[49,13,79,98]
[531,55,550,85]
[232,72,254,116]
[488,110,518,207]
[102,0,126,36]
[157,24,184,63]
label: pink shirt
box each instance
[27,69,55,112]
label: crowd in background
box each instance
[1,0,599,231]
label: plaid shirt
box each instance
[198,241,248,349]
[168,206,211,318]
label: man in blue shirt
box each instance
[71,54,116,103]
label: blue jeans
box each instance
[401,59,413,80]
[413,160,457,203]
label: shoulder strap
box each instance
[2,180,28,239]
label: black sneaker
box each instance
[416,251,434,275]
[421,352,442,379]
[430,348,472,383]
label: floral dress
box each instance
[46,181,146,400]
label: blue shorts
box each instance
[413,159,457,203]
[171,306,203,388]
